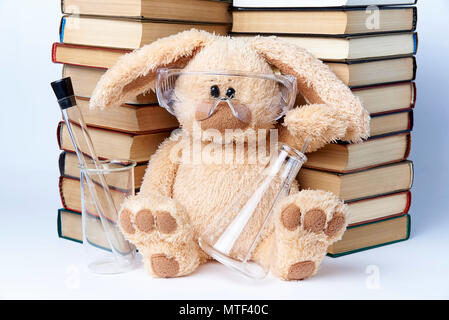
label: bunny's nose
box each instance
[198,100,251,132]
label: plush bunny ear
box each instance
[251,36,370,143]
[90,29,214,109]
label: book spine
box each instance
[412,6,418,32]
[413,32,419,55]
[408,109,414,132]
[404,191,412,216]
[405,213,411,241]
[412,56,417,81]
[58,151,66,176]
[59,17,66,43]
[404,133,412,160]
[56,121,63,150]
[409,161,415,190]
[58,176,72,212]
[411,82,417,109]
[51,42,58,64]
[57,208,62,238]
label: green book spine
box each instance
[57,208,83,244]
[327,214,411,258]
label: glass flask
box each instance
[199,144,307,279]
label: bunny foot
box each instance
[118,194,200,277]
[272,190,348,280]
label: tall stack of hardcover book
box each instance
[53,0,231,243]
[231,0,417,256]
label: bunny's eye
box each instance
[210,85,220,98]
[226,87,236,99]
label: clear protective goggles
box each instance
[155,68,297,124]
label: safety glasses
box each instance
[156,69,297,124]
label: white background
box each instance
[0,0,448,299]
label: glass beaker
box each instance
[80,159,137,274]
[199,144,307,279]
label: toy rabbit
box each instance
[90,30,370,280]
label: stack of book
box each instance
[55,0,416,258]
[231,0,417,256]
[54,0,232,243]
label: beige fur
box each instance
[90,30,370,280]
